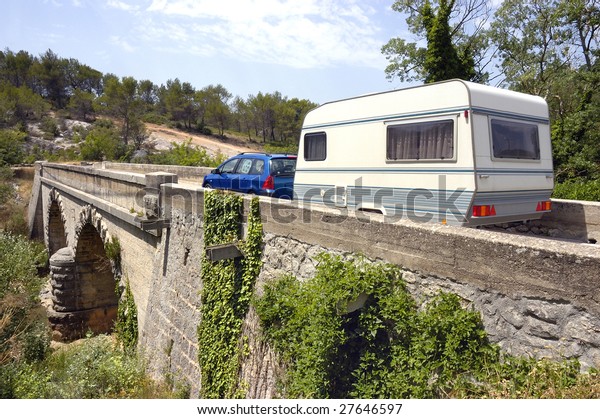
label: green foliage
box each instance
[0,81,49,127]
[552,179,600,201]
[79,119,126,161]
[263,143,298,155]
[40,116,59,140]
[0,165,13,204]
[10,335,165,399]
[421,0,476,82]
[382,0,488,83]
[198,193,262,398]
[0,230,48,389]
[148,139,225,167]
[67,89,95,121]
[115,279,138,352]
[0,230,47,301]
[104,235,122,269]
[0,129,26,166]
[255,254,498,398]
[255,254,600,398]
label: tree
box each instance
[138,79,157,112]
[161,78,197,129]
[490,0,568,96]
[64,59,103,96]
[203,84,232,136]
[0,82,48,127]
[97,75,145,147]
[31,49,69,108]
[489,0,599,189]
[0,49,36,89]
[422,0,476,82]
[382,0,490,83]
[68,89,95,121]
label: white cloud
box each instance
[107,0,140,12]
[110,35,136,52]
[122,0,387,69]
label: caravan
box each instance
[295,79,554,226]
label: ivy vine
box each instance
[114,278,138,351]
[198,191,263,398]
[106,236,138,351]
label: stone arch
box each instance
[73,205,110,250]
[46,189,68,256]
[48,205,119,341]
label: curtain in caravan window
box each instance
[387,120,454,160]
[304,132,327,161]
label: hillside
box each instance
[24,116,264,162]
[144,123,261,158]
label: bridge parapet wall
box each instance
[43,163,147,211]
[98,161,212,182]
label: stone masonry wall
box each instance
[256,233,600,367]
[138,209,205,398]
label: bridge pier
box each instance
[46,243,118,342]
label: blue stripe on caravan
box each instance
[295,168,475,174]
[470,106,550,124]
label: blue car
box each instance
[203,153,296,199]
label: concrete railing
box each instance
[98,161,213,182]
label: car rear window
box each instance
[270,158,296,176]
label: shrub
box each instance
[11,335,166,399]
[0,129,26,166]
[552,179,600,202]
[148,139,225,167]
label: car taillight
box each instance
[536,201,551,211]
[472,205,496,217]
[262,175,274,190]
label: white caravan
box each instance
[295,79,554,226]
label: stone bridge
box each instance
[27,161,600,397]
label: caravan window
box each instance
[387,120,454,160]
[491,119,540,160]
[304,132,327,161]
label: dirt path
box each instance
[145,123,261,158]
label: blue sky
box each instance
[3,0,416,105]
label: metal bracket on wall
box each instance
[206,242,245,262]
[138,218,170,233]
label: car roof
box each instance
[232,152,297,159]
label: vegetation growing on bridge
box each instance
[198,191,263,398]
[255,254,600,398]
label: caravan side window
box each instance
[491,119,540,160]
[387,120,454,160]
[304,132,327,161]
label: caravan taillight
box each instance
[536,201,551,211]
[472,205,496,217]
[262,175,274,190]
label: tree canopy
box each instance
[383,0,599,198]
